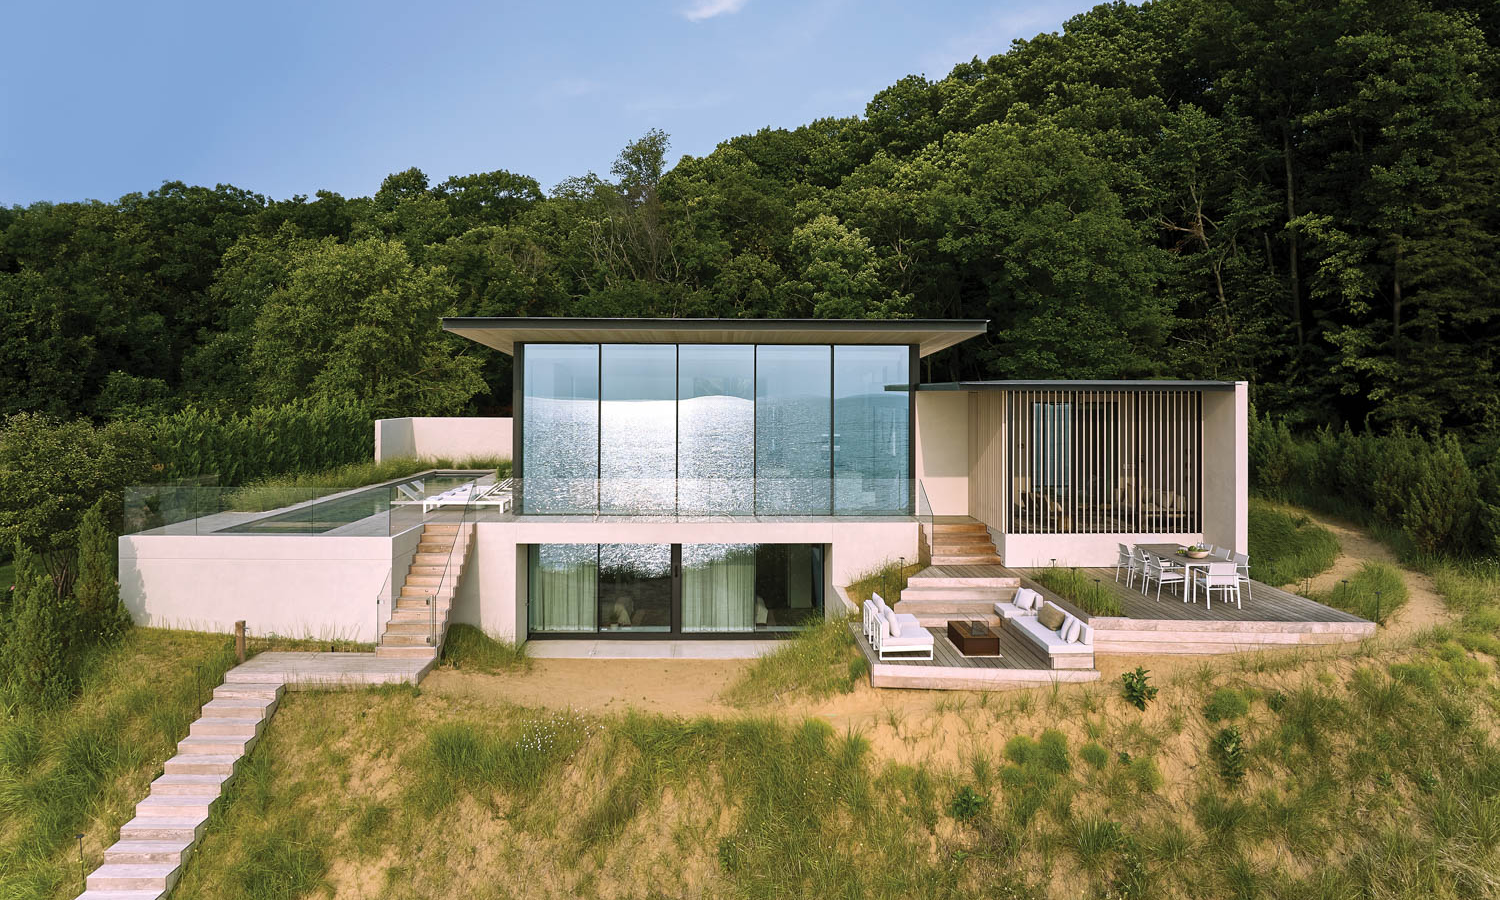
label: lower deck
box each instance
[850,622,1100,690]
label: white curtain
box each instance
[682,544,755,633]
[529,544,597,632]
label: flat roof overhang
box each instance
[918,379,1238,392]
[441,317,989,358]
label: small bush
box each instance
[1121,667,1158,711]
[1212,726,1247,786]
[1074,818,1123,871]
[1080,742,1109,770]
[439,624,530,673]
[1203,688,1250,723]
[948,784,989,821]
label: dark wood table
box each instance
[946,620,1001,656]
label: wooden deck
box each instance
[1016,567,1375,654]
[850,622,1099,690]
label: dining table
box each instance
[1138,543,1222,605]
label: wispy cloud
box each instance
[920,3,1073,75]
[681,0,748,23]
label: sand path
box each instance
[1291,509,1450,638]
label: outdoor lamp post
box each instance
[77,833,84,886]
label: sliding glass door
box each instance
[529,542,825,637]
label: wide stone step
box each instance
[375,645,439,660]
[381,633,433,647]
[416,542,455,553]
[931,522,989,533]
[200,696,276,718]
[899,586,1015,601]
[408,565,446,576]
[412,553,449,566]
[388,609,431,623]
[929,541,997,554]
[383,621,431,635]
[906,574,1021,588]
[212,682,284,701]
[162,754,239,776]
[932,555,1007,565]
[189,716,264,739]
[177,734,255,756]
[76,891,165,900]
[425,523,461,534]
[402,584,441,596]
[136,794,215,818]
[119,813,208,842]
[105,839,195,866]
[405,574,442,586]
[86,863,180,893]
[149,773,231,796]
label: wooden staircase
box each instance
[377,522,472,661]
[925,518,1005,565]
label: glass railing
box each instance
[122,469,505,537]
[506,475,919,518]
[425,482,481,649]
[916,479,933,566]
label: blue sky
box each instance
[0,0,1099,205]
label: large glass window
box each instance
[833,346,910,514]
[532,542,824,636]
[518,342,911,516]
[678,345,754,514]
[755,345,832,514]
[522,344,599,513]
[600,345,676,513]
[597,544,672,632]
[527,544,598,632]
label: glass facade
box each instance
[518,342,912,515]
[521,345,599,513]
[530,542,824,636]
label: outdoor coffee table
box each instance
[946,620,1001,656]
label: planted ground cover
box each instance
[0,629,236,900]
[1031,567,1124,616]
[1246,499,1341,587]
[719,616,869,707]
[1312,561,1410,625]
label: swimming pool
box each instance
[216,473,483,535]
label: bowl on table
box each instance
[1183,548,1210,559]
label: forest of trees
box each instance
[3,0,1498,433]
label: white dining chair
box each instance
[1211,546,1232,561]
[1231,551,1253,601]
[1115,543,1141,586]
[1195,561,1241,610]
[1143,553,1186,601]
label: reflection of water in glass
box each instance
[524,392,909,514]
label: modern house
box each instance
[120,318,1249,655]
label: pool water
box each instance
[217,474,480,535]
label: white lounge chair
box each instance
[868,593,933,661]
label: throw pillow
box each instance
[1037,602,1066,631]
[1063,617,1081,643]
[1072,623,1088,645]
[887,609,902,638]
[1013,590,1032,611]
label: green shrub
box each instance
[1211,727,1247,786]
[0,545,74,708]
[1247,500,1340,586]
[439,624,530,673]
[1401,433,1479,556]
[1203,688,1250,723]
[150,397,372,485]
[1121,667,1158,711]
[947,785,989,821]
[1080,742,1109,770]
[1315,562,1408,625]
[73,499,130,642]
[1249,410,1297,495]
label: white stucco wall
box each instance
[374,417,513,463]
[452,518,919,642]
[1201,382,1249,554]
[915,391,970,516]
[120,533,402,643]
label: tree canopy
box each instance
[2,0,1497,429]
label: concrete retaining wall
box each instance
[374,417,512,463]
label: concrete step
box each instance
[894,598,1006,617]
[931,555,1007,566]
[408,565,446,576]
[149,773,231,796]
[383,622,432,635]
[189,716,264,739]
[899,586,1015,602]
[380,633,433,647]
[177,734,255,756]
[212,682,284,701]
[912,612,1004,628]
[401,583,441,596]
[136,794,215,819]
[906,574,1020,588]
[105,838,195,866]
[425,523,461,534]
[86,863,180,893]
[376,645,439,660]
[162,753,239,776]
[416,542,455,553]
[119,813,209,842]
[200,696,276,718]
[405,574,443,586]
[388,610,431,623]
[76,891,164,900]
[929,541,997,554]
[412,553,449,566]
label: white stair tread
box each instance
[87,861,179,882]
[76,891,163,900]
[104,839,195,863]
